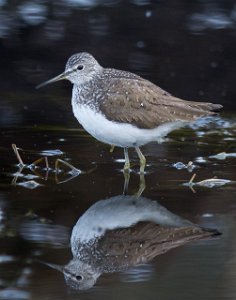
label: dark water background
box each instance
[1,1,236,300]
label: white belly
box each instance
[72,104,186,147]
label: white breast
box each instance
[70,195,193,246]
[72,102,186,148]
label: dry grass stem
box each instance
[12,144,24,167]
[110,145,115,153]
[55,158,80,175]
[189,173,197,184]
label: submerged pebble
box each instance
[16,180,42,189]
[172,161,196,172]
[184,177,233,189]
[196,178,233,188]
[39,149,64,156]
[209,152,236,160]
[0,255,15,263]
[194,156,208,163]
[0,288,30,300]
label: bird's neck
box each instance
[71,76,103,110]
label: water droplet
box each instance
[202,213,214,218]
[145,10,152,18]
[136,41,146,48]
[40,149,64,156]
[17,180,42,189]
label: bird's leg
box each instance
[110,144,115,153]
[135,146,146,174]
[136,173,146,198]
[122,147,130,195]
[123,171,130,195]
[123,147,130,173]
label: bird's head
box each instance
[63,258,101,290]
[36,52,102,88]
[40,258,101,290]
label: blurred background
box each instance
[1,0,236,128]
[1,1,236,300]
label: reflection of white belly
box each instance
[72,103,186,147]
[71,194,193,245]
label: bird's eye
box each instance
[75,275,83,281]
[77,65,84,70]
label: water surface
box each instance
[1,1,236,300]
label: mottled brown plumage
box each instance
[93,221,219,269]
[44,194,220,290]
[99,74,222,129]
[37,52,223,173]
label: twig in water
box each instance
[30,156,50,170]
[86,165,97,174]
[189,173,196,184]
[55,159,81,184]
[12,144,25,167]
[187,161,193,167]
[45,156,49,170]
[11,165,24,185]
[136,174,146,198]
[55,158,81,175]
[110,145,115,153]
[187,173,197,193]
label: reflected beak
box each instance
[37,259,64,273]
[36,72,67,89]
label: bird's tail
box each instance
[190,102,223,114]
[200,226,222,238]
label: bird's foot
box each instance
[135,146,146,174]
[139,155,146,175]
[110,144,115,153]
[136,173,146,198]
[123,170,130,195]
[123,161,131,173]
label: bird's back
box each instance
[96,67,222,129]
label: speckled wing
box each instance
[96,222,218,269]
[99,75,222,129]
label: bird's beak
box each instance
[36,72,67,89]
[38,259,64,273]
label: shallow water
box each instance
[1,116,236,300]
[1,1,236,300]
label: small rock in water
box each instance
[172,161,196,172]
[172,162,186,170]
[195,156,207,163]
[0,255,15,263]
[145,10,152,18]
[202,213,214,218]
[196,131,205,137]
[24,174,39,180]
[183,173,233,189]
[209,152,236,160]
[12,172,24,178]
[39,149,64,156]
[17,180,42,189]
[196,178,232,188]
[0,288,30,300]
[224,137,235,141]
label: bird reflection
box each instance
[45,194,220,290]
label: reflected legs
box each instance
[136,173,146,198]
[122,146,146,195]
[123,147,130,172]
[123,147,130,195]
[135,146,146,174]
